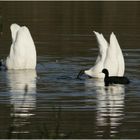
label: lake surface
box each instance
[0,1,140,139]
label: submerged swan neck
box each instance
[77,69,85,79]
[0,59,7,71]
[0,61,2,67]
[0,59,4,67]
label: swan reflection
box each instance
[85,79,125,138]
[6,70,37,136]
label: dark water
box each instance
[0,1,140,139]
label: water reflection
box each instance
[6,70,37,137]
[85,79,125,138]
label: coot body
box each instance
[102,69,130,86]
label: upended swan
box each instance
[77,31,125,79]
[2,23,36,70]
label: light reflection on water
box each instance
[6,70,37,135]
[85,79,125,138]
[0,47,139,138]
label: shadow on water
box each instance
[36,107,73,139]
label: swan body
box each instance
[114,34,125,76]
[6,23,36,69]
[104,32,119,76]
[84,31,125,78]
[85,31,108,78]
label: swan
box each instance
[2,23,36,70]
[104,32,125,76]
[84,31,108,78]
[77,31,125,79]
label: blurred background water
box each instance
[0,1,140,139]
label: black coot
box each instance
[102,69,130,86]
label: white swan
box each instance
[104,32,125,76]
[5,23,36,69]
[77,31,125,78]
[114,33,125,76]
[84,31,108,78]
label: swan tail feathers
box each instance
[93,31,108,49]
[110,32,125,76]
[10,23,21,43]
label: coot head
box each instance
[102,69,109,76]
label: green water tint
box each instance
[0,1,140,139]
[0,16,2,33]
